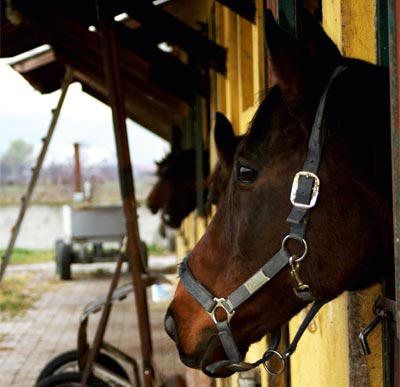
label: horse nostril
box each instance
[147,202,159,214]
[164,309,179,344]
[163,213,171,223]
[162,213,181,228]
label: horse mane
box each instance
[155,152,174,169]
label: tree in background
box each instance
[0,139,33,183]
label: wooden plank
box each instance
[123,0,227,75]
[11,59,66,94]
[388,0,400,369]
[376,0,389,66]
[80,83,175,141]
[388,0,400,383]
[216,0,256,24]
[5,4,209,102]
[10,49,56,73]
[264,1,278,89]
[18,9,190,139]
[0,20,43,58]
[73,66,186,141]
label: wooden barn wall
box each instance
[174,0,391,386]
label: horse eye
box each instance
[236,165,258,184]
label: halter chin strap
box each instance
[179,247,291,366]
[178,65,348,376]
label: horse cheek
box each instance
[171,282,213,355]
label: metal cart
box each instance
[55,205,129,280]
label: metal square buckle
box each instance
[290,171,320,209]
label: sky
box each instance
[0,58,170,172]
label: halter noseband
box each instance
[179,65,348,376]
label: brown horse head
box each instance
[206,112,243,207]
[146,148,209,228]
[147,114,238,228]
[165,11,393,377]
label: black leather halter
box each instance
[179,65,348,376]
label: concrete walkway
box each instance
[0,258,185,387]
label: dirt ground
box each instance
[0,259,186,386]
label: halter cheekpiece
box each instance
[179,65,348,376]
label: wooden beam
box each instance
[216,0,256,24]
[11,48,56,73]
[25,5,209,102]
[11,58,66,94]
[114,22,210,100]
[55,43,187,116]
[0,19,43,58]
[122,0,227,75]
[77,72,182,140]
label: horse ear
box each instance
[214,112,236,167]
[264,10,301,94]
[265,10,342,94]
[299,11,342,70]
[171,126,182,154]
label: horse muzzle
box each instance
[164,307,237,377]
[146,201,160,214]
[164,308,179,344]
[162,212,182,228]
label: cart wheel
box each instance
[55,240,72,280]
[35,371,109,387]
[36,350,128,384]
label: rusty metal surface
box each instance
[388,0,400,384]
[97,2,155,385]
[389,0,400,341]
[81,252,125,385]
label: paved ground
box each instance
[0,257,186,387]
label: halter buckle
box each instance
[290,171,320,209]
[208,297,235,324]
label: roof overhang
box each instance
[1,0,228,140]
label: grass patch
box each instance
[0,248,53,265]
[0,272,59,320]
[0,273,39,319]
[147,244,169,256]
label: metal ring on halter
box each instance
[281,235,308,262]
[288,255,300,268]
[262,349,287,376]
[208,297,235,324]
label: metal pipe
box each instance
[73,142,82,193]
[0,67,74,282]
[96,2,155,385]
[388,0,400,384]
[81,247,125,385]
[194,96,205,217]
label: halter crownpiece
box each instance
[179,65,348,376]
